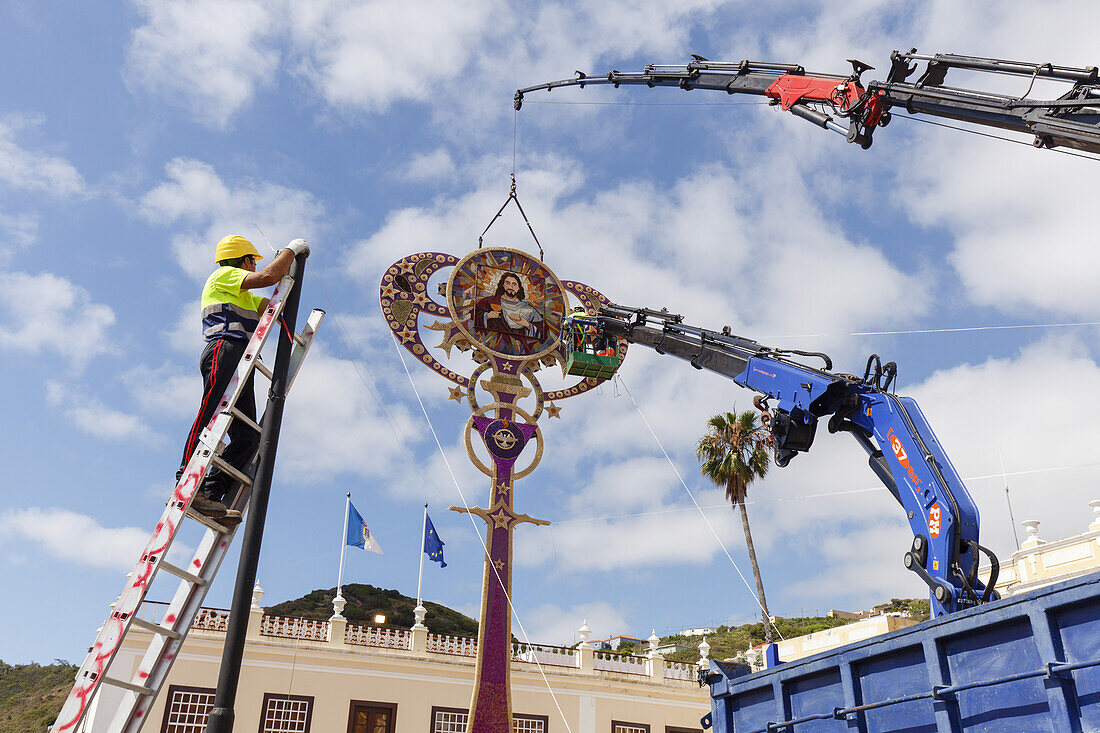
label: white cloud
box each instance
[0,270,116,367]
[124,362,202,419]
[0,508,152,572]
[46,381,166,446]
[0,212,37,265]
[0,115,85,195]
[521,494,743,573]
[166,298,204,355]
[124,0,730,132]
[519,600,629,646]
[140,158,325,280]
[901,134,1100,318]
[288,0,498,113]
[126,0,280,128]
[275,346,426,484]
[401,148,458,184]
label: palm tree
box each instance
[697,409,776,643]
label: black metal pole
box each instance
[205,253,306,733]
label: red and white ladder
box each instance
[53,269,324,733]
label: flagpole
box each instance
[337,493,351,598]
[416,503,428,607]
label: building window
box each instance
[430,707,547,733]
[259,693,313,733]
[161,685,215,733]
[665,727,703,733]
[513,714,548,733]
[612,722,650,733]
[348,700,397,733]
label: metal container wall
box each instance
[704,571,1100,732]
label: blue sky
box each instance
[2,1,1100,665]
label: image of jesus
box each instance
[473,271,546,343]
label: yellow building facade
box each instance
[979,499,1100,596]
[78,591,709,733]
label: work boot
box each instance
[190,492,228,518]
[219,509,243,528]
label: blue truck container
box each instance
[702,570,1100,732]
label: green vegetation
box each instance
[874,598,930,621]
[657,599,929,664]
[266,583,479,637]
[0,660,77,733]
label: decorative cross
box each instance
[380,246,625,733]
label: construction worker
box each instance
[177,235,310,520]
[565,306,591,351]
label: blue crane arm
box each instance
[598,304,999,616]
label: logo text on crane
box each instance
[928,503,942,538]
[887,428,921,487]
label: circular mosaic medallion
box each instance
[447,247,567,361]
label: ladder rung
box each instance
[186,507,233,534]
[130,616,181,640]
[253,360,273,380]
[159,561,206,587]
[210,455,253,487]
[294,332,307,346]
[228,406,262,433]
[101,675,155,697]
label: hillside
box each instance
[0,660,76,733]
[657,598,930,664]
[266,583,479,637]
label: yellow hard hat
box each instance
[214,235,263,263]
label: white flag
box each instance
[347,501,384,555]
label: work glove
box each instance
[285,238,310,256]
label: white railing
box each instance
[593,650,649,675]
[134,601,230,632]
[664,661,698,681]
[427,633,478,657]
[345,624,411,650]
[192,608,230,632]
[129,603,698,687]
[259,614,329,642]
[512,642,578,668]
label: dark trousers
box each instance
[177,337,258,502]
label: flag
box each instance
[423,513,446,568]
[346,501,383,555]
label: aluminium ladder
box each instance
[53,267,325,733]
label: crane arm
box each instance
[516,50,1100,154]
[598,303,1000,617]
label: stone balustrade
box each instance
[346,622,411,649]
[132,602,704,687]
[259,614,330,642]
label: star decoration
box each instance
[413,292,430,306]
[493,559,505,571]
[489,507,513,529]
[493,482,511,501]
[448,386,465,403]
[399,328,417,344]
[381,284,397,298]
[546,402,561,419]
[500,361,514,373]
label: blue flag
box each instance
[346,501,383,555]
[423,513,446,568]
